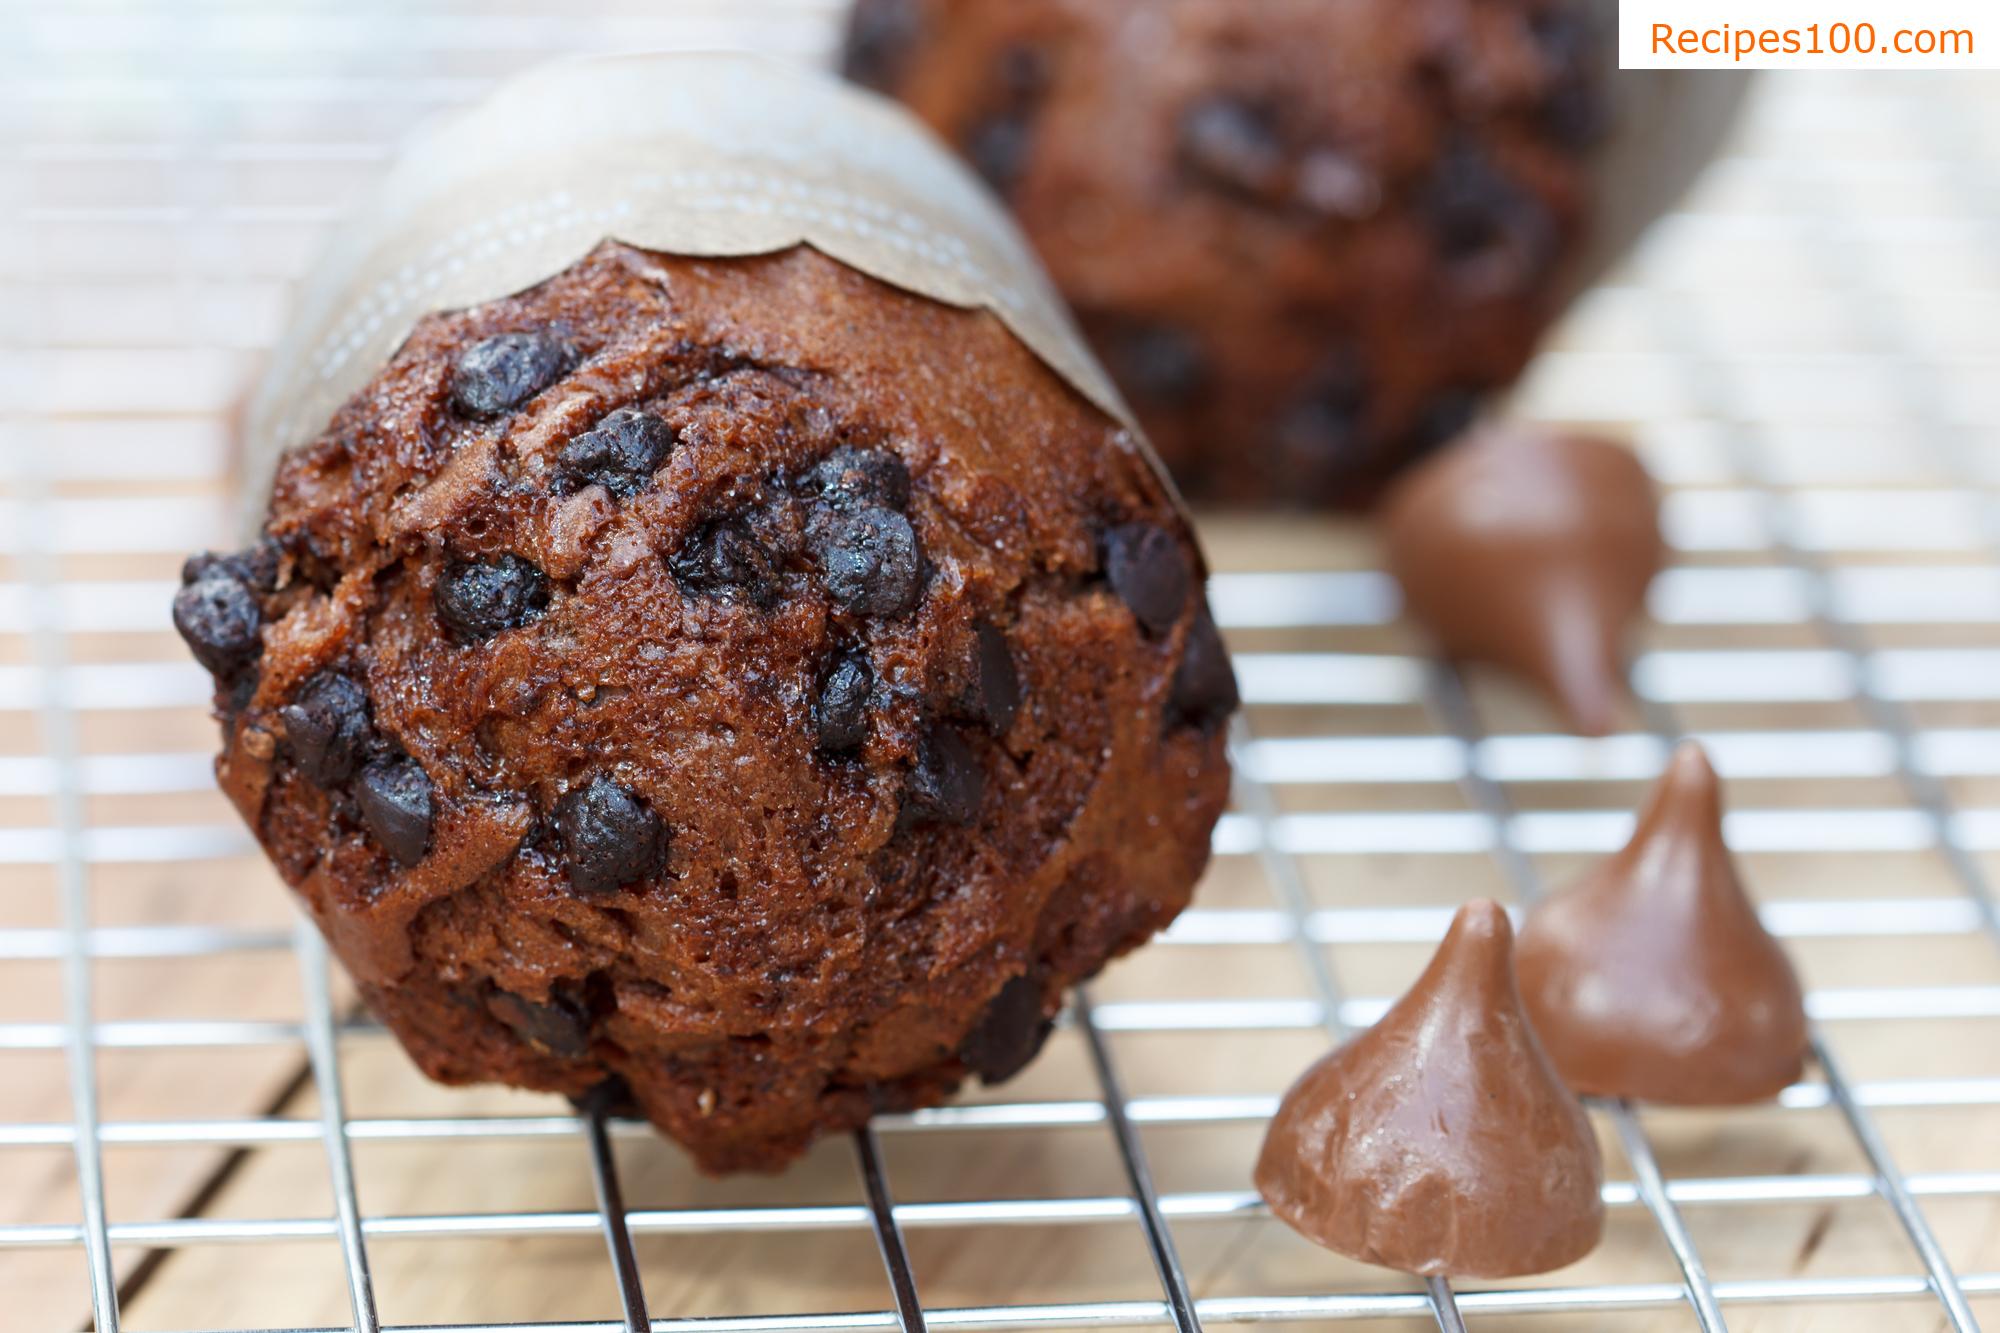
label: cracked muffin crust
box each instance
[178,242,1236,1172]
[845,0,1605,508]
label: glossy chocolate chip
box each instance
[812,506,923,618]
[1170,610,1240,732]
[435,554,549,642]
[815,654,873,753]
[356,756,434,868]
[906,726,984,827]
[970,621,1020,735]
[1103,323,1207,409]
[841,0,922,92]
[801,445,911,513]
[557,775,665,895]
[671,520,780,606]
[959,973,1053,1082]
[488,987,592,1059]
[450,330,571,417]
[1102,523,1189,637]
[182,541,279,593]
[172,576,264,678]
[553,408,675,498]
[1179,95,1288,201]
[280,673,373,786]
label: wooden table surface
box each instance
[5,5,2000,1331]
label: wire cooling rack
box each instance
[5,4,2000,1331]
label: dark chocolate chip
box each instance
[841,0,922,92]
[280,673,373,786]
[964,47,1048,193]
[1273,361,1368,494]
[811,506,923,618]
[801,445,911,513]
[172,576,264,678]
[181,540,279,592]
[553,408,675,498]
[450,330,571,417]
[959,973,1053,1082]
[1530,10,1607,150]
[970,621,1021,735]
[967,114,1034,194]
[670,520,780,606]
[556,775,665,895]
[435,554,549,642]
[1103,323,1207,410]
[1102,523,1189,637]
[488,987,592,1059]
[572,1075,643,1119]
[1422,143,1558,291]
[906,725,984,827]
[815,654,874,753]
[356,756,434,868]
[1179,95,1289,201]
[1170,610,1240,733]
[1406,387,1480,459]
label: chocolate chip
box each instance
[280,673,373,786]
[557,775,665,895]
[801,445,911,513]
[841,0,922,92]
[172,576,263,678]
[1179,95,1288,202]
[815,654,873,753]
[435,554,549,642]
[182,541,279,593]
[488,987,591,1059]
[1407,388,1479,459]
[451,330,570,417]
[1170,610,1240,733]
[1423,143,1558,292]
[1274,361,1368,490]
[959,973,1053,1082]
[357,756,433,868]
[571,1074,643,1119]
[969,621,1020,735]
[967,114,1034,194]
[671,520,780,606]
[1102,523,1189,637]
[965,47,1048,194]
[1103,323,1207,409]
[1529,10,1606,150]
[553,408,675,498]
[811,506,923,618]
[906,725,984,827]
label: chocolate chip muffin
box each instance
[845,0,1605,508]
[178,242,1235,1173]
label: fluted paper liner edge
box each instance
[239,51,1150,536]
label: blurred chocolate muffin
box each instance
[846,0,1605,507]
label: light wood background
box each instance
[4,3,2000,1331]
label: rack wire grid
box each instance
[5,3,2000,1332]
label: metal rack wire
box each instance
[4,4,2000,1331]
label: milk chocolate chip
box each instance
[1256,900,1604,1278]
[1380,427,1663,736]
[1517,742,1808,1104]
